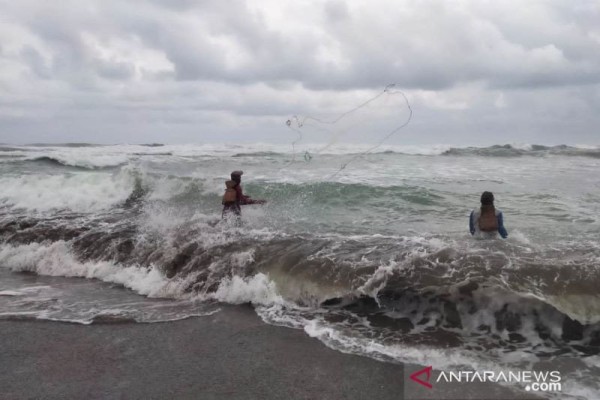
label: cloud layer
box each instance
[1,0,599,144]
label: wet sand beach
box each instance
[0,305,543,400]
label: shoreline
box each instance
[1,305,406,400]
[0,304,544,400]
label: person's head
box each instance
[231,170,243,184]
[480,191,494,206]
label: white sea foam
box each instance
[17,145,168,168]
[0,242,175,297]
[30,153,129,168]
[0,171,133,212]
[0,267,220,325]
[259,306,593,399]
[0,241,283,309]
[0,290,23,296]
[357,262,395,299]
[3,143,600,166]
[209,273,287,306]
[508,230,531,245]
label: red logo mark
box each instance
[410,366,433,389]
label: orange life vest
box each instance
[478,205,498,232]
[222,180,238,204]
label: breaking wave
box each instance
[1,143,600,162]
[2,142,600,398]
[1,205,599,355]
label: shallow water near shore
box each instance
[1,143,600,399]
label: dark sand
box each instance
[0,305,541,400]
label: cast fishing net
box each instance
[285,83,412,176]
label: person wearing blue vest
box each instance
[469,191,508,239]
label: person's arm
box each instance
[469,211,475,235]
[497,212,508,239]
[236,185,261,205]
[236,185,250,205]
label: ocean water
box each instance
[1,143,600,399]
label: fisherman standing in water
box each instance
[469,191,508,239]
[222,170,266,219]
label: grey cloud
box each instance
[325,1,350,22]
[1,0,599,145]
[20,46,52,79]
[95,59,135,80]
[146,0,200,11]
[6,0,600,91]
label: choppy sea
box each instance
[1,142,599,399]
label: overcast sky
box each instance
[1,0,599,146]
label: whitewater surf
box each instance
[1,143,599,399]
